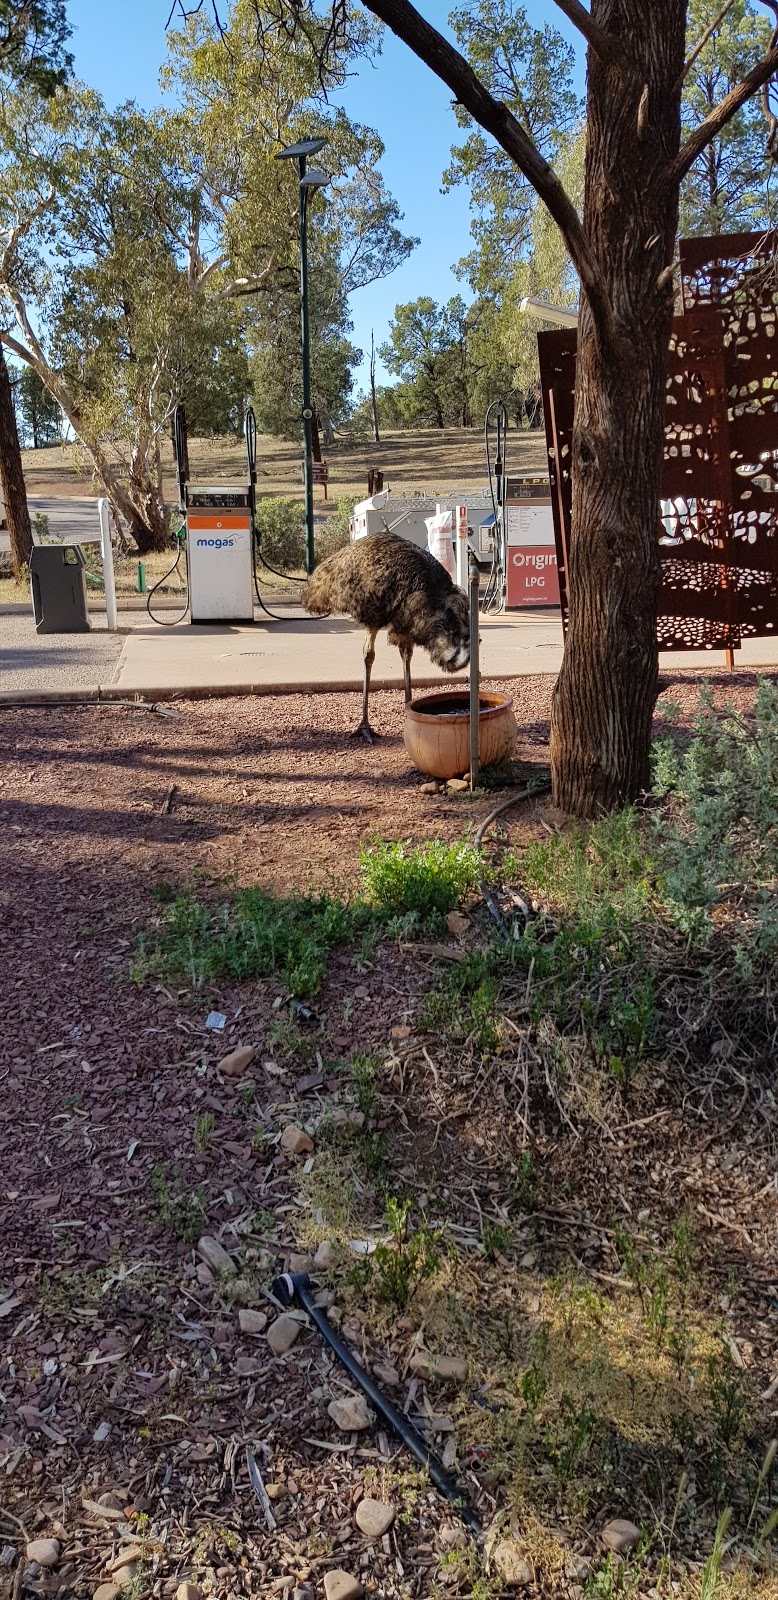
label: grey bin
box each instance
[30,544,91,633]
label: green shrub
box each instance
[316,495,357,563]
[254,497,306,570]
[137,887,367,997]
[359,836,483,928]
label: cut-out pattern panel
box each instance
[538,231,778,651]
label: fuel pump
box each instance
[483,400,509,613]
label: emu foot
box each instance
[349,720,381,745]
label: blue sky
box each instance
[65,0,583,392]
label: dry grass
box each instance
[17,423,548,505]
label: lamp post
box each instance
[276,137,330,575]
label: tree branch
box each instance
[551,0,629,71]
[675,0,737,89]
[361,0,612,338]
[671,43,778,183]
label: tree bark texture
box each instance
[0,344,32,579]
[550,0,686,816]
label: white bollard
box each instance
[98,498,117,632]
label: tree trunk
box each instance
[550,0,686,817]
[0,345,33,580]
[370,330,380,444]
[311,409,323,463]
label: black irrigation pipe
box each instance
[273,1272,481,1532]
[474,780,552,938]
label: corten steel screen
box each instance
[538,230,778,651]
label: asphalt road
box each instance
[0,497,101,557]
[0,611,123,694]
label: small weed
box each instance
[194,1112,216,1154]
[699,1507,732,1600]
[151,1164,207,1242]
[358,1196,441,1308]
[482,1217,513,1260]
[236,1080,256,1109]
[350,1051,381,1117]
[509,1149,538,1213]
[420,951,499,1052]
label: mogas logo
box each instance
[196,537,235,550]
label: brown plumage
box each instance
[303,532,471,740]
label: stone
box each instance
[355,1497,395,1539]
[176,1585,203,1600]
[328,1394,373,1431]
[93,1587,120,1600]
[218,1046,255,1078]
[419,782,440,795]
[280,1125,314,1156]
[238,1308,267,1335]
[314,1240,336,1269]
[292,1590,314,1600]
[197,1235,236,1275]
[288,1252,314,1273]
[494,1540,533,1588]
[267,1314,302,1355]
[235,1355,260,1376]
[447,777,469,793]
[25,1540,60,1569]
[112,1564,138,1590]
[438,1524,468,1552]
[371,1360,400,1387]
[264,1483,286,1501]
[601,1519,641,1554]
[391,1025,411,1040]
[108,1547,145,1574]
[447,912,470,937]
[323,1573,363,1600]
[408,1351,468,1383]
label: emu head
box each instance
[427,588,471,674]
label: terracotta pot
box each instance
[403,688,517,780]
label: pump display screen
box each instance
[187,486,250,509]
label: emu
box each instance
[303,532,471,742]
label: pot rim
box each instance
[405,688,514,724]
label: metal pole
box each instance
[299,155,315,576]
[469,550,480,792]
[98,497,117,632]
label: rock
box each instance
[323,1573,363,1600]
[447,912,470,937]
[176,1586,203,1600]
[447,777,469,793]
[196,1261,215,1288]
[238,1308,268,1335]
[197,1235,236,1275]
[288,1252,314,1273]
[494,1539,533,1588]
[218,1045,255,1078]
[235,1355,261,1376]
[93,1586,120,1600]
[280,1125,314,1156]
[292,1590,314,1600]
[348,1110,366,1127]
[391,1025,411,1040]
[267,1314,302,1355]
[371,1360,400,1387]
[328,1394,373,1431]
[601,1519,641,1554]
[25,1541,60,1569]
[314,1240,336,1269]
[355,1497,395,1539]
[112,1564,138,1590]
[264,1483,286,1501]
[408,1351,468,1383]
[438,1524,468,1552]
[108,1548,145,1575]
[419,781,440,795]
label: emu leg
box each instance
[399,639,414,704]
[350,628,380,743]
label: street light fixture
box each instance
[519,295,579,328]
[277,137,330,575]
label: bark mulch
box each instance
[0,671,776,1600]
